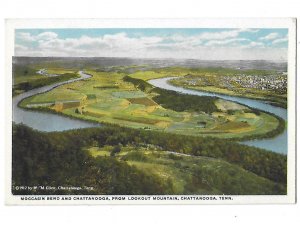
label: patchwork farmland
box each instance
[20,69,281,139]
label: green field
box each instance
[12,58,288,196]
[19,69,282,139]
[122,67,287,108]
[85,145,284,195]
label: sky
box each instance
[15,28,288,60]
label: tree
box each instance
[110,145,121,157]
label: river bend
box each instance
[149,77,287,155]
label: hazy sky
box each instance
[15,28,288,60]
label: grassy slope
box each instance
[85,145,285,195]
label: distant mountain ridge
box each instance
[13,57,288,72]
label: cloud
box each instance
[242,41,265,48]
[259,32,279,41]
[16,32,36,42]
[272,37,288,44]
[15,30,287,60]
[240,28,259,33]
[194,28,258,41]
[165,28,257,46]
[15,44,29,51]
[16,31,58,42]
[205,38,250,46]
[196,29,242,40]
[36,32,58,41]
[198,30,240,40]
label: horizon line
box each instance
[13,56,288,62]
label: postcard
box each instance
[5,18,296,204]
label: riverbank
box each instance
[13,69,81,97]
[18,71,283,142]
[13,71,100,132]
[149,77,287,154]
[13,69,287,154]
[170,81,287,109]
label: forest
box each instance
[13,72,79,96]
[123,75,285,139]
[12,124,172,195]
[123,75,218,113]
[12,123,286,195]
[12,63,80,96]
[12,60,288,196]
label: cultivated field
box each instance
[12,57,288,197]
[20,68,281,139]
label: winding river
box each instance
[148,77,287,155]
[13,71,100,132]
[13,73,287,155]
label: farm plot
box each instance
[127,97,157,106]
[20,69,281,139]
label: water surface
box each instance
[13,72,287,154]
[149,77,287,155]
[13,71,100,132]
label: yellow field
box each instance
[21,69,280,138]
[215,99,247,111]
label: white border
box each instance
[5,18,297,205]
[4,18,297,28]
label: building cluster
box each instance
[36,69,58,77]
[230,74,287,93]
[183,73,287,93]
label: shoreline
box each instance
[15,74,285,145]
[168,79,287,109]
[148,76,287,154]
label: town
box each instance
[182,72,287,94]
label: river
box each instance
[13,71,100,132]
[13,73,287,154]
[148,77,287,155]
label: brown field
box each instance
[83,111,106,118]
[62,101,81,108]
[113,115,164,125]
[127,97,157,106]
[93,85,119,89]
[213,121,250,132]
[52,101,81,112]
[215,99,247,111]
